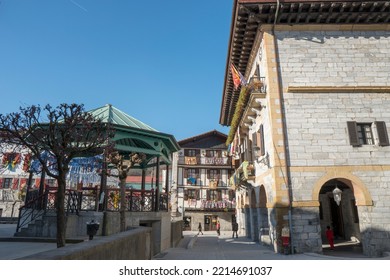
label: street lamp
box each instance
[333,186,342,206]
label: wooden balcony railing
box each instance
[184,199,235,212]
[178,156,231,166]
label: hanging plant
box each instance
[226,86,250,145]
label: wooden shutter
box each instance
[259,125,265,156]
[347,121,360,146]
[376,121,389,146]
[217,190,222,201]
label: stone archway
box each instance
[312,171,372,206]
[315,174,368,254]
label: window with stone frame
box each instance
[347,121,389,146]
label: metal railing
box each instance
[16,186,169,232]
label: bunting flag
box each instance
[230,63,246,90]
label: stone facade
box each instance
[224,25,390,257]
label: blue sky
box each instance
[0,0,232,141]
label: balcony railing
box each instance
[178,156,231,166]
[182,178,229,187]
[184,199,235,211]
[229,161,255,189]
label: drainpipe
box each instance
[272,0,294,254]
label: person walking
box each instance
[232,222,238,238]
[197,222,203,235]
[325,225,335,250]
[216,221,221,236]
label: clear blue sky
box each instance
[0,0,232,141]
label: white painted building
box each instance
[171,130,236,233]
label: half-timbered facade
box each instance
[171,130,236,232]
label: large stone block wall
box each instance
[273,29,390,256]
[276,30,390,87]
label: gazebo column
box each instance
[165,164,169,212]
[165,165,169,194]
[141,168,146,211]
[154,156,160,212]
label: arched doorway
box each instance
[318,179,362,253]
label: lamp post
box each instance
[333,186,342,206]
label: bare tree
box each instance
[107,151,145,232]
[0,103,112,247]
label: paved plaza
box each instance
[153,230,384,260]
[0,224,389,260]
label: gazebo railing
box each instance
[16,186,169,232]
[106,188,165,212]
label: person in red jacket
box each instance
[326,225,335,250]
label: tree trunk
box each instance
[56,171,67,248]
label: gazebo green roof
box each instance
[88,104,180,166]
[88,104,157,131]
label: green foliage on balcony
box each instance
[226,86,250,145]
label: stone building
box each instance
[219,0,390,257]
[171,130,236,233]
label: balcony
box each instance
[184,199,236,212]
[183,178,228,188]
[229,161,255,189]
[178,156,230,166]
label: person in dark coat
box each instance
[232,222,238,238]
[197,222,203,235]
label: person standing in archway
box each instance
[326,225,335,250]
